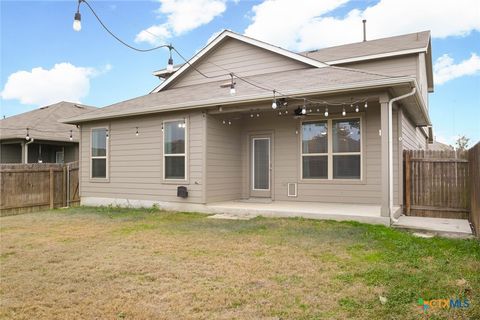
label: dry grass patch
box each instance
[1,207,479,319]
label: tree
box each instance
[454,135,470,151]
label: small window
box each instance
[302,121,328,179]
[55,151,64,164]
[91,128,107,178]
[164,120,186,180]
[332,119,361,179]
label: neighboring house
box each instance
[0,101,96,164]
[430,140,454,151]
[64,30,434,221]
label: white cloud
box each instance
[433,53,480,85]
[0,63,110,106]
[136,0,227,45]
[244,0,480,51]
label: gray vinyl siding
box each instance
[206,101,393,205]
[169,38,310,88]
[79,111,205,204]
[417,53,429,108]
[205,115,242,202]
[339,55,418,78]
[402,111,427,150]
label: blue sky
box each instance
[1,0,479,146]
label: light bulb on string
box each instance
[106,129,109,139]
[135,127,139,136]
[355,105,359,113]
[229,73,236,95]
[342,107,346,117]
[167,45,174,72]
[301,99,307,115]
[69,130,73,141]
[26,128,30,141]
[324,107,329,117]
[272,90,277,109]
[364,101,368,109]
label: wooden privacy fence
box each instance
[468,143,480,236]
[404,150,469,219]
[0,161,79,216]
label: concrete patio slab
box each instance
[206,200,390,225]
[393,216,473,239]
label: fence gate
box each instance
[404,150,469,219]
[0,161,79,216]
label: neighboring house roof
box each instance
[430,140,454,151]
[63,66,428,125]
[0,101,96,142]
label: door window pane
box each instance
[333,155,360,179]
[92,158,106,178]
[333,119,360,153]
[165,156,185,179]
[302,156,327,179]
[253,139,269,189]
[164,121,185,154]
[92,128,107,156]
[302,121,328,154]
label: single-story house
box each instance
[64,30,434,224]
[0,101,96,164]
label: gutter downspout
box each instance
[25,138,34,164]
[388,87,416,224]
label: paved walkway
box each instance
[393,216,473,239]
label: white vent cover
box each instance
[287,183,297,197]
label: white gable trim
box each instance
[324,47,428,65]
[151,30,328,93]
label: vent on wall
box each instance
[287,183,297,197]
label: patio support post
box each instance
[380,95,390,217]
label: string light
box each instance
[222,120,226,124]
[228,120,232,125]
[342,106,346,117]
[69,130,73,141]
[364,101,368,109]
[302,99,307,115]
[25,128,30,140]
[272,90,277,109]
[135,127,139,136]
[324,107,329,117]
[106,129,109,139]
[355,104,360,112]
[167,45,174,72]
[73,1,82,32]
[250,114,254,118]
[256,113,260,117]
[229,73,236,95]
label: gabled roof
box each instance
[152,30,433,92]
[63,66,427,125]
[152,30,328,93]
[301,31,431,64]
[0,101,96,142]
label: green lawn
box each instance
[1,207,479,319]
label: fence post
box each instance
[49,168,54,209]
[62,165,67,207]
[405,150,411,215]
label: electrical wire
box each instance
[80,0,172,52]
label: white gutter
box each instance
[24,138,34,164]
[388,87,416,224]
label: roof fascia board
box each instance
[151,30,328,93]
[63,77,416,124]
[325,47,428,65]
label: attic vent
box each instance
[287,183,297,197]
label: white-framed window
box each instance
[301,117,362,180]
[163,119,187,180]
[91,128,108,179]
[56,151,64,164]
